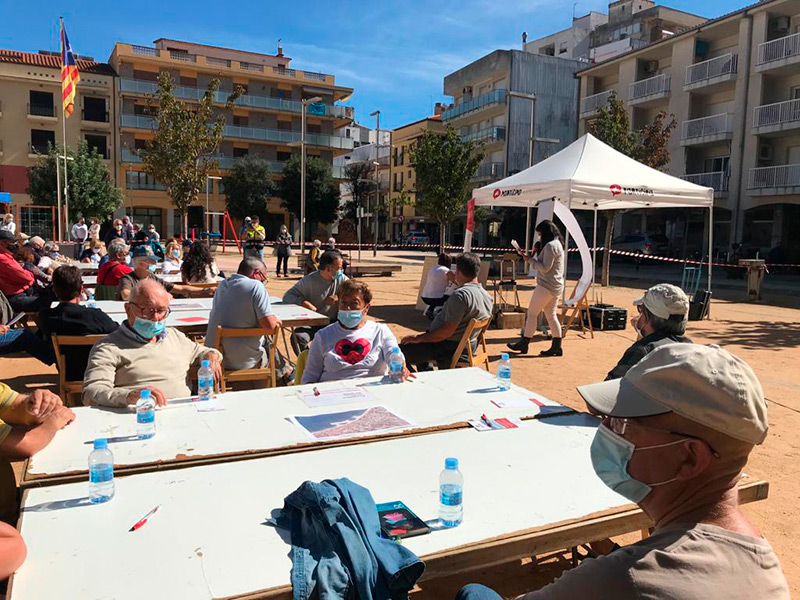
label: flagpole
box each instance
[60,17,70,243]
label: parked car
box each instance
[611,233,670,257]
[402,232,430,246]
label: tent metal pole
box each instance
[592,207,598,302]
[707,202,713,318]
[562,196,572,305]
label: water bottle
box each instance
[87,294,97,309]
[497,353,512,391]
[439,457,463,527]
[197,359,214,399]
[388,347,405,383]
[88,438,115,504]
[136,389,156,440]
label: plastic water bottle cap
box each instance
[391,347,401,354]
[501,353,509,361]
[445,457,459,470]
[140,389,151,399]
[201,359,210,368]
[94,438,108,450]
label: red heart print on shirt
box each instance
[334,338,372,365]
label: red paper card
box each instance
[176,316,207,323]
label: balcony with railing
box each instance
[748,164,800,191]
[681,113,733,145]
[628,74,670,105]
[206,57,231,68]
[27,103,56,119]
[685,53,738,89]
[442,89,506,122]
[753,98,800,134]
[757,32,800,70]
[121,113,157,129]
[461,126,506,144]
[119,78,351,119]
[121,147,141,163]
[170,50,195,62]
[240,61,264,72]
[580,90,613,118]
[473,161,504,181]
[684,171,729,197]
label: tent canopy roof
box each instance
[473,133,713,210]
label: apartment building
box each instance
[442,50,582,244]
[578,0,800,262]
[332,140,390,240]
[388,115,445,241]
[526,1,705,63]
[109,38,355,238]
[0,49,116,234]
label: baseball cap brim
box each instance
[577,377,672,418]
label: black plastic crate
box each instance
[583,304,627,331]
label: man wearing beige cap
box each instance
[606,283,691,380]
[456,343,789,600]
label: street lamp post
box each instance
[56,155,74,243]
[206,175,222,234]
[300,96,323,258]
[370,110,381,257]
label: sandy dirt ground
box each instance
[2,252,798,598]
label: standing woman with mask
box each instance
[275,224,293,278]
[508,219,565,357]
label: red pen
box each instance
[129,505,161,532]
[313,387,321,397]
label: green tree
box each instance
[276,156,340,236]
[27,141,123,221]
[342,161,374,220]
[139,72,242,235]
[221,156,277,224]
[409,126,485,251]
[589,93,677,285]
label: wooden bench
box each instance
[347,263,402,277]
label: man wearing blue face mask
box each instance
[283,250,349,353]
[456,344,789,600]
[83,279,222,408]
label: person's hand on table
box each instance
[401,365,416,382]
[203,353,223,385]
[400,334,422,345]
[48,406,76,429]
[24,389,64,421]
[126,387,168,407]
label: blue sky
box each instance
[1,0,740,129]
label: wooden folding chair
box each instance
[51,334,107,406]
[214,326,280,391]
[449,317,492,370]
[559,284,595,339]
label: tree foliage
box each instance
[409,126,485,251]
[139,72,242,235]
[221,156,277,223]
[589,93,677,285]
[27,141,123,220]
[342,161,374,220]
[276,155,340,229]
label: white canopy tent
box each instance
[468,133,715,301]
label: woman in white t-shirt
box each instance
[421,253,453,319]
[161,239,183,274]
[302,280,413,384]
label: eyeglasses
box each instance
[129,302,171,320]
[606,417,720,458]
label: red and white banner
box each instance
[464,198,475,252]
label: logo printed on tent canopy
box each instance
[609,184,622,197]
[492,188,522,199]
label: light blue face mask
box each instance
[334,269,345,282]
[148,263,157,273]
[338,309,364,329]
[131,316,166,340]
[590,424,684,504]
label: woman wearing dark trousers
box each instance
[275,225,293,278]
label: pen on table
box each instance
[313,387,321,397]
[129,505,161,532]
[480,414,498,430]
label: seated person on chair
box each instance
[117,245,211,301]
[204,257,293,384]
[606,283,691,381]
[39,265,118,383]
[421,252,453,319]
[283,250,349,353]
[0,231,53,313]
[0,290,54,367]
[400,252,492,371]
[302,280,412,384]
[83,279,222,408]
[456,344,789,600]
[97,240,133,290]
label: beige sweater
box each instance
[531,240,565,295]
[83,324,221,407]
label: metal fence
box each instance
[686,53,737,85]
[629,74,670,101]
[748,164,800,188]
[753,98,800,128]
[18,205,58,241]
[682,113,733,140]
[758,32,800,65]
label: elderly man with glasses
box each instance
[83,279,222,408]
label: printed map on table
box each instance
[289,406,414,441]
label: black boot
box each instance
[540,337,563,357]
[507,336,531,354]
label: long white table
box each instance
[103,303,328,329]
[81,273,224,285]
[23,368,568,487]
[80,297,283,313]
[12,415,633,600]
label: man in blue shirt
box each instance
[205,257,292,383]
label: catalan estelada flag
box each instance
[60,20,80,118]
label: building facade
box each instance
[0,49,116,237]
[109,39,354,239]
[578,0,800,262]
[526,11,609,61]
